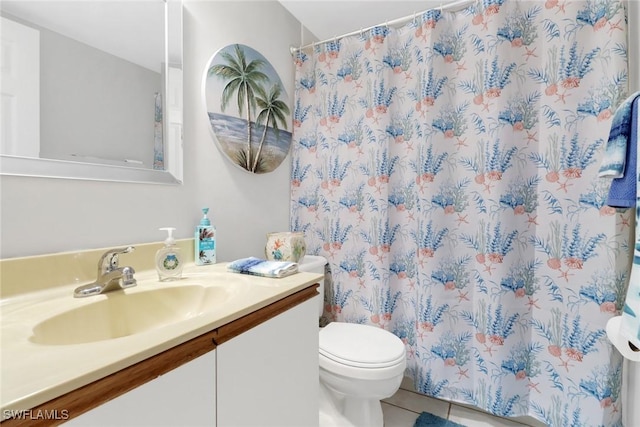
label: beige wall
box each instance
[0,1,304,261]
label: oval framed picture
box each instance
[203,44,291,174]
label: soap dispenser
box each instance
[156,227,183,281]
[195,208,216,265]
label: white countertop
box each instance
[0,263,322,417]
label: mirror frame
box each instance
[0,155,180,184]
[0,0,183,185]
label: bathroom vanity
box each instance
[0,244,321,426]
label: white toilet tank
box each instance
[297,255,328,317]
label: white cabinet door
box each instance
[65,350,216,426]
[217,297,319,427]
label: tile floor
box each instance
[381,377,548,427]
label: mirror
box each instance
[0,0,183,184]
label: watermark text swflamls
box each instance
[3,409,69,421]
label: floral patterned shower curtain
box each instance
[291,1,629,425]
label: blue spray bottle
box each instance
[195,208,216,265]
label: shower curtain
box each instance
[291,1,629,425]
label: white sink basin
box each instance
[30,285,229,345]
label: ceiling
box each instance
[279,1,447,43]
[2,1,460,70]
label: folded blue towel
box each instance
[227,257,298,278]
[606,96,640,207]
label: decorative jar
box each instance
[265,232,306,263]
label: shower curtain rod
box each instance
[290,0,475,55]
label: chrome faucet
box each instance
[74,246,137,298]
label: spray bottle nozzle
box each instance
[200,208,211,226]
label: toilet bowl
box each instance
[298,256,407,427]
[319,322,406,426]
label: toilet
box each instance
[298,256,407,427]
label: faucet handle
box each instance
[121,266,137,288]
[98,246,135,274]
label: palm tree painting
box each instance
[205,44,292,173]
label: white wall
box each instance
[0,1,304,261]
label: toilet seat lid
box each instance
[319,322,405,368]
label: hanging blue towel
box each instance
[619,93,640,354]
[599,92,640,207]
[603,92,640,361]
[599,91,640,178]
[607,97,639,207]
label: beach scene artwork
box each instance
[204,44,291,174]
